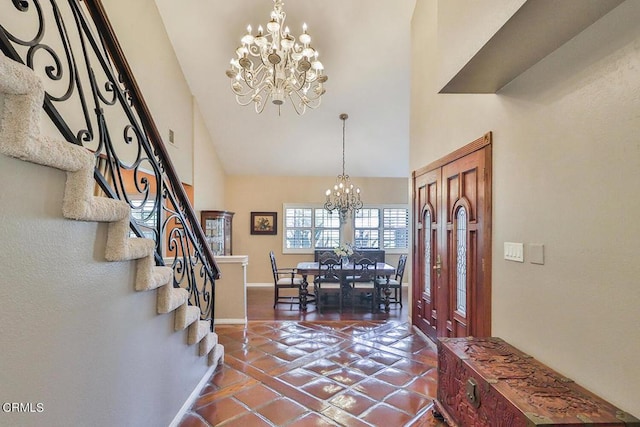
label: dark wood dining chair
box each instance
[376,254,406,308]
[314,255,343,313]
[269,250,303,309]
[348,256,378,312]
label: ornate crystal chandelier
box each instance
[325,114,363,223]
[225,0,328,115]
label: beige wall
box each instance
[104,0,228,244]
[213,256,249,324]
[193,99,226,213]
[1,2,227,425]
[436,0,526,89]
[412,0,640,417]
[104,0,195,185]
[0,153,211,427]
[225,175,410,284]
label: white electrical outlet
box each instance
[504,242,524,262]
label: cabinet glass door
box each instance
[201,211,234,256]
[205,218,224,255]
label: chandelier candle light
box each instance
[226,0,328,115]
[324,113,363,223]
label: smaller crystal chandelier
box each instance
[325,113,363,223]
[226,0,328,115]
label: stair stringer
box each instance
[0,54,221,366]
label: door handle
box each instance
[433,254,442,278]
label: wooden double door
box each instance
[412,134,492,340]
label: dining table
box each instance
[295,261,396,313]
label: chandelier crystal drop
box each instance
[226,0,328,115]
[324,113,363,223]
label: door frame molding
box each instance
[412,132,493,337]
[412,132,492,178]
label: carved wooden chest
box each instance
[434,337,639,427]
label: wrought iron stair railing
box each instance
[0,0,220,329]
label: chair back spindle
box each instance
[314,256,343,313]
[270,251,304,309]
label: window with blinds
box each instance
[283,205,341,253]
[354,206,409,250]
[130,199,159,240]
[383,208,409,249]
[283,204,408,254]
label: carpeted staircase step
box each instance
[105,217,156,262]
[106,233,156,263]
[208,344,224,367]
[157,284,188,314]
[136,258,173,292]
[0,53,222,368]
[145,266,173,291]
[125,239,156,261]
[199,332,218,356]
[175,304,201,331]
[188,320,210,345]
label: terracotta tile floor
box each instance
[178,320,447,426]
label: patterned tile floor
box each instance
[178,320,446,427]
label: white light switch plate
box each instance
[529,243,544,265]
[504,242,524,262]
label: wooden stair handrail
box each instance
[82,0,220,280]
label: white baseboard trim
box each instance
[168,364,216,427]
[215,318,247,325]
[247,282,273,288]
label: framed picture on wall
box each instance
[250,212,277,235]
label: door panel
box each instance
[412,168,438,340]
[442,150,483,338]
[451,204,469,337]
[412,134,492,340]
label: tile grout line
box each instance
[235,322,436,421]
[187,321,442,427]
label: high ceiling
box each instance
[154,0,416,178]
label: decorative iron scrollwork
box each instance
[0,0,219,328]
[12,0,29,12]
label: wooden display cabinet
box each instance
[200,210,234,256]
